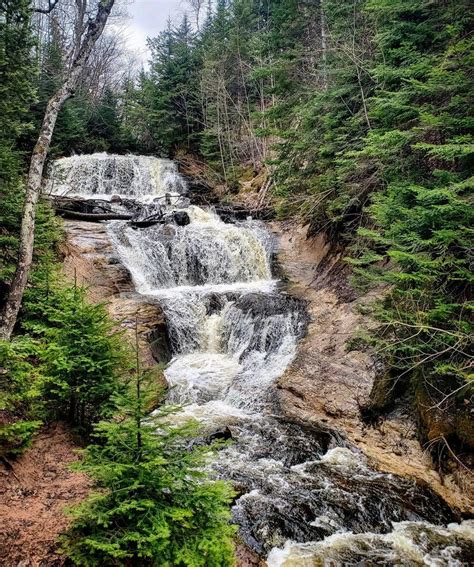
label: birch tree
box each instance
[0,0,116,340]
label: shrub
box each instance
[0,337,43,457]
[24,279,131,434]
[61,372,236,566]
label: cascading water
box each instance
[108,206,272,290]
[47,152,187,201]
[51,153,473,565]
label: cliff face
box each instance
[61,220,170,368]
[271,222,473,515]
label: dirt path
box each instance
[0,424,91,566]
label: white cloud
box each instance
[124,0,188,64]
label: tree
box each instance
[347,0,473,448]
[145,15,202,154]
[85,86,123,152]
[61,370,236,566]
[0,0,116,340]
[25,281,131,432]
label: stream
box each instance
[49,153,473,566]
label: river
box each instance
[49,153,473,566]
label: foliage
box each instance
[0,0,37,296]
[61,371,236,566]
[0,337,43,457]
[22,275,132,433]
[345,1,473,415]
[143,15,202,155]
[0,0,35,177]
[0,270,133,456]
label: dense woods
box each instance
[13,0,469,456]
[130,0,473,455]
[0,0,472,564]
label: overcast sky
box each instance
[124,0,188,65]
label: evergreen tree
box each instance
[86,87,123,152]
[61,371,236,566]
[23,279,131,432]
[0,0,37,294]
[347,0,473,438]
[146,15,202,154]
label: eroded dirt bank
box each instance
[272,222,473,515]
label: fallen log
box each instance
[56,208,134,221]
[130,211,190,229]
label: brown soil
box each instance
[0,423,91,567]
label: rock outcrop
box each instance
[272,222,473,515]
[61,220,170,367]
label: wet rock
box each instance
[173,211,190,226]
[233,292,308,321]
[148,326,172,364]
[206,293,227,315]
[161,224,176,238]
[217,418,455,556]
[107,297,169,369]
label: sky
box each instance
[124,0,188,65]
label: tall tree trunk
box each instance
[0,0,115,340]
[321,0,328,90]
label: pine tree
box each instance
[347,0,473,440]
[145,15,202,154]
[23,280,130,432]
[61,370,236,566]
[86,87,124,152]
[0,0,37,293]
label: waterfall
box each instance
[107,206,272,290]
[52,153,469,565]
[47,152,187,201]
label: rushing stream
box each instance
[49,154,473,565]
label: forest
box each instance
[0,0,472,565]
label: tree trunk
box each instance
[56,209,134,221]
[0,0,115,340]
[321,0,328,91]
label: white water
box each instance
[51,154,472,565]
[47,152,186,202]
[268,520,474,566]
[108,206,272,290]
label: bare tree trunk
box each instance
[321,0,328,90]
[0,0,116,340]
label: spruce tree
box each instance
[146,15,202,154]
[61,370,236,566]
[0,0,37,293]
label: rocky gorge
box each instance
[55,154,473,565]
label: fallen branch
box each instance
[130,218,165,229]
